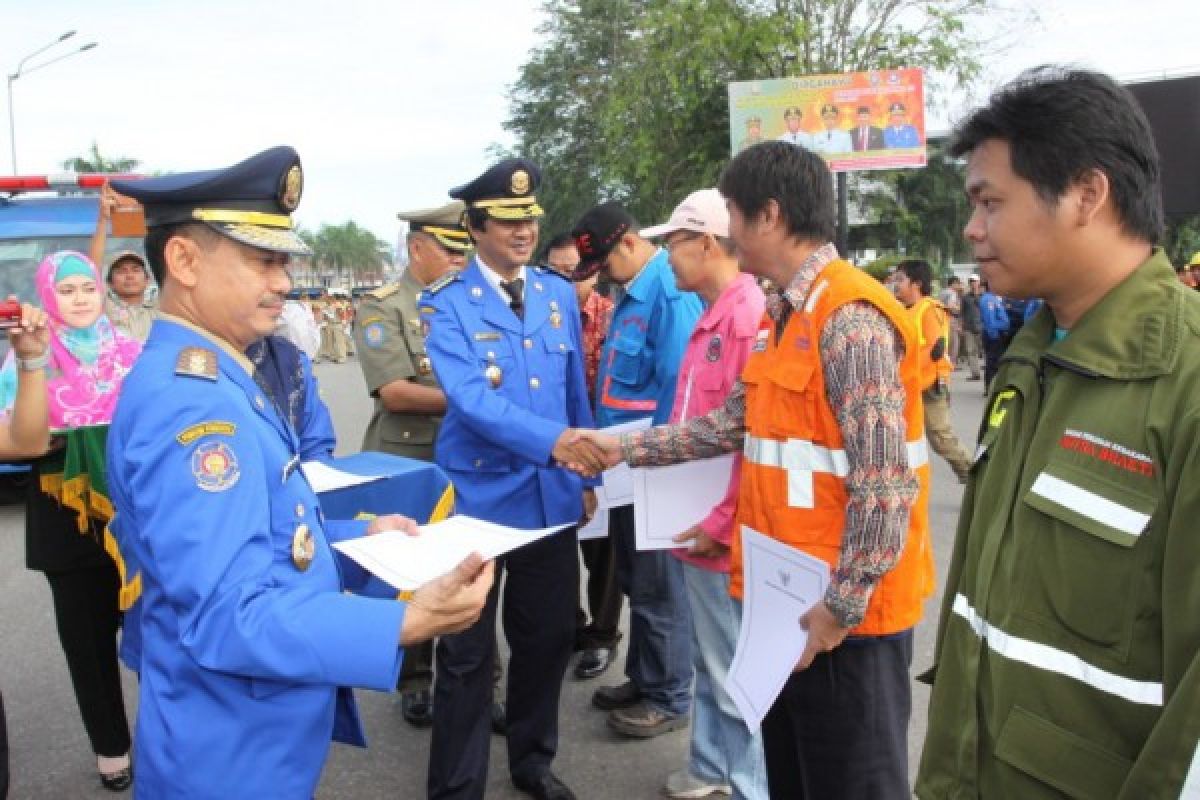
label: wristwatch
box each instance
[16,352,49,371]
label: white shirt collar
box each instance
[475,255,527,304]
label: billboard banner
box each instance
[728,68,927,172]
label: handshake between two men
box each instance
[551,428,622,477]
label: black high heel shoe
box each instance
[99,765,132,792]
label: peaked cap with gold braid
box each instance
[111,146,311,256]
[449,157,544,222]
[398,200,471,253]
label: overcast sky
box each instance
[2,0,1194,246]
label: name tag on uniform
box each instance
[473,332,502,341]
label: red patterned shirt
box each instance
[580,290,613,404]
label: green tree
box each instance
[302,222,392,286]
[61,141,139,173]
[855,140,969,269]
[1165,215,1200,267]
[506,0,1010,233]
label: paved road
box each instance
[0,356,986,799]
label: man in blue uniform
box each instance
[422,158,604,800]
[884,102,921,148]
[571,202,702,738]
[107,147,492,799]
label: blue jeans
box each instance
[682,564,768,800]
[611,505,693,716]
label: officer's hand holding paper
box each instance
[334,514,571,591]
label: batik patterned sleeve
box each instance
[620,381,746,467]
[820,300,919,628]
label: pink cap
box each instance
[640,188,729,239]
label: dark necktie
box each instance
[500,278,524,320]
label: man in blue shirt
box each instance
[108,147,491,799]
[979,279,1010,387]
[422,159,603,800]
[572,202,702,738]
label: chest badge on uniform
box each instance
[471,286,484,299]
[192,441,240,492]
[363,321,386,349]
[291,524,315,571]
[419,356,433,376]
[706,334,722,362]
[485,364,503,388]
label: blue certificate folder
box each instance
[313,451,455,599]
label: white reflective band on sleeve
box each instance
[1182,741,1200,799]
[1029,473,1151,537]
[952,594,1163,706]
[908,437,930,468]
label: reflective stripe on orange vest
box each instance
[733,258,934,636]
[744,434,931,507]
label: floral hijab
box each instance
[0,251,142,429]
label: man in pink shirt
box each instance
[641,189,768,800]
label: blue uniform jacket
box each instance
[594,249,702,427]
[980,291,1011,341]
[884,124,920,148]
[422,261,595,528]
[108,317,405,799]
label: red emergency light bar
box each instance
[0,173,141,192]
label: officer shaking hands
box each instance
[355,200,471,728]
[421,159,604,800]
[107,147,492,799]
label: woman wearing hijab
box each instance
[0,251,141,792]
[0,298,51,800]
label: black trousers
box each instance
[983,335,1008,388]
[762,630,913,800]
[44,561,131,759]
[575,535,623,649]
[398,639,435,693]
[427,528,578,799]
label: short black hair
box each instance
[718,141,835,244]
[948,275,962,286]
[950,66,1163,243]
[544,232,576,253]
[144,222,218,285]
[895,259,933,296]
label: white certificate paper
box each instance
[725,525,830,732]
[632,454,735,551]
[301,460,385,493]
[577,485,610,541]
[597,419,651,506]
[332,515,570,590]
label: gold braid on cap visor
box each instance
[192,209,295,228]
[469,196,545,220]
[420,225,472,252]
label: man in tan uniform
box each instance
[355,201,470,726]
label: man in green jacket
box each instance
[917,66,1200,799]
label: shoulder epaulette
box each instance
[367,283,401,300]
[532,265,569,283]
[175,346,219,381]
[426,270,462,294]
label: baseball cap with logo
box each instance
[640,188,729,239]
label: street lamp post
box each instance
[7,30,98,173]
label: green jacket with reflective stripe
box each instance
[916,250,1200,799]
